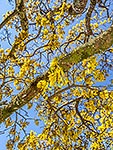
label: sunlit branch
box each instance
[59,24,113,71]
[0,24,113,124]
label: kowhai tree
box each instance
[0,0,113,149]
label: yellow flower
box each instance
[48,73,56,87]
[50,58,58,68]
[94,23,99,28]
[85,76,93,86]
[41,17,49,26]
[35,14,41,25]
[73,88,81,96]
[91,142,99,149]
[54,15,61,21]
[43,28,48,35]
[94,70,105,81]
[37,80,48,94]
[98,124,105,131]
[99,90,109,99]
[110,91,113,99]
[14,80,19,86]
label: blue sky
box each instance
[0,0,113,149]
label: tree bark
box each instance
[0,24,113,124]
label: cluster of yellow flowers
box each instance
[58,2,70,17]
[45,33,60,50]
[5,117,14,128]
[19,58,32,78]
[35,58,68,98]
[0,48,8,63]
[36,13,49,27]
[84,100,96,112]
[12,30,28,53]
[18,131,38,150]
[48,58,68,87]
[37,80,48,95]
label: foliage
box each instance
[0,0,113,149]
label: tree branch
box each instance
[0,24,113,124]
[59,24,113,71]
[0,0,28,31]
[0,10,18,30]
